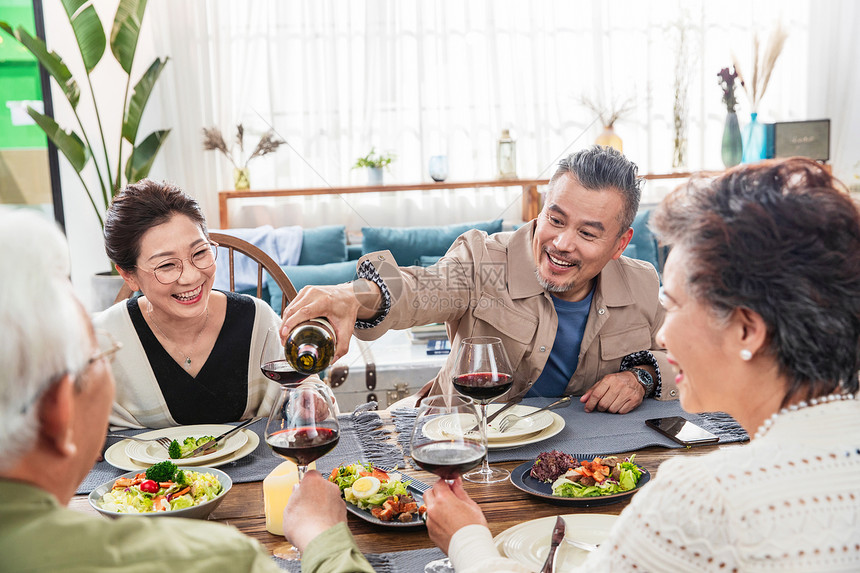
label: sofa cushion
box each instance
[361,219,503,266]
[298,225,348,266]
[623,209,660,272]
[266,260,357,314]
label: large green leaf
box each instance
[27,107,91,172]
[110,0,147,74]
[125,129,169,184]
[0,22,80,109]
[122,57,168,143]
[61,0,106,73]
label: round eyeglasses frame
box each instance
[137,241,219,285]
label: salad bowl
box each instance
[88,466,232,520]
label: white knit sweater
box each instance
[449,399,860,572]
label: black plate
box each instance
[510,459,651,507]
[343,485,426,528]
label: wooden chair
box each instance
[114,231,297,311]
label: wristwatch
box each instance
[627,367,655,397]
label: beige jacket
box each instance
[356,222,677,401]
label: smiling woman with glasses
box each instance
[92,179,284,429]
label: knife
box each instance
[182,417,259,458]
[540,516,566,573]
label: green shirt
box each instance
[302,522,376,573]
[0,480,281,573]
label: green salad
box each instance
[98,466,222,513]
[549,455,644,498]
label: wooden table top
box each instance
[68,442,727,560]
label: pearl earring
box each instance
[740,349,753,361]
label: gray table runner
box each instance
[274,547,448,572]
[394,397,748,463]
[78,405,404,495]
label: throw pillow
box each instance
[298,225,348,266]
[361,219,503,265]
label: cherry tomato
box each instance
[139,479,159,494]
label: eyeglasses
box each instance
[90,331,123,365]
[138,242,219,285]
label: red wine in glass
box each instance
[261,360,310,385]
[411,440,486,481]
[453,372,513,403]
[266,427,340,466]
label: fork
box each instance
[497,396,571,433]
[107,434,173,450]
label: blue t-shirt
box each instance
[526,288,594,397]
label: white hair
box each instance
[0,208,90,469]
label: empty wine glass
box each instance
[410,395,485,485]
[451,336,513,483]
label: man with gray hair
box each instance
[0,209,290,572]
[281,145,674,414]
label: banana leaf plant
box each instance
[0,0,169,228]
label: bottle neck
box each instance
[296,343,319,371]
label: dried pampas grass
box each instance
[202,123,285,168]
[732,22,788,113]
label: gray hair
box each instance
[548,145,642,234]
[0,209,89,470]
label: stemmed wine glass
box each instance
[409,395,485,484]
[265,382,340,557]
[451,336,513,483]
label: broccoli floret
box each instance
[145,460,178,482]
[168,439,182,459]
[174,469,190,487]
[183,436,197,447]
[196,436,215,447]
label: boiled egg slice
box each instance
[351,476,381,499]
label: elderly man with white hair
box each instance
[0,208,290,572]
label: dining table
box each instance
[69,398,746,571]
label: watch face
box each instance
[632,368,654,394]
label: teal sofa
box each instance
[258,212,662,314]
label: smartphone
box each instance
[645,416,719,446]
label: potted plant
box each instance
[1,1,169,308]
[353,147,395,185]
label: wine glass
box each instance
[260,327,311,385]
[265,382,340,558]
[410,395,485,484]
[451,336,513,483]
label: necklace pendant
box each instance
[185,357,192,367]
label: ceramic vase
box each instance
[367,167,383,185]
[742,112,767,164]
[595,126,623,153]
[721,111,743,168]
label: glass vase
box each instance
[721,111,743,168]
[595,125,623,153]
[233,167,250,190]
[742,113,767,164]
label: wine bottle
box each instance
[284,317,337,374]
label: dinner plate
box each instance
[494,513,617,570]
[510,459,651,506]
[104,428,259,471]
[344,485,426,528]
[484,404,554,441]
[487,412,565,451]
[125,425,248,465]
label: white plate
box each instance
[105,428,259,471]
[125,425,249,465]
[485,404,554,441]
[487,411,565,451]
[494,513,617,570]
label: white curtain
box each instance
[148,0,826,230]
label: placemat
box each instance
[274,547,448,572]
[393,397,748,463]
[78,404,404,494]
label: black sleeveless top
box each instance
[128,291,255,425]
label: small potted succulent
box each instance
[353,147,395,185]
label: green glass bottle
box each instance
[284,318,337,375]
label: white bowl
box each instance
[88,467,232,520]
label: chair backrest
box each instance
[113,231,297,311]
